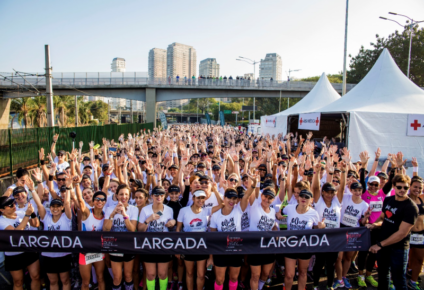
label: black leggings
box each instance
[313,252,339,287]
[357,228,380,273]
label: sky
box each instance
[1,0,423,80]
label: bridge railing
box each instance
[0,72,356,91]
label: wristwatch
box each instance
[376,241,383,248]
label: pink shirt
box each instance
[361,190,386,224]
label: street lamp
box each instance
[236,56,259,122]
[286,69,301,81]
[380,13,424,78]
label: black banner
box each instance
[1,227,370,255]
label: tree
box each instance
[301,74,343,83]
[187,98,217,113]
[89,100,109,124]
[11,98,32,128]
[28,96,47,127]
[347,26,424,86]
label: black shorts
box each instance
[109,253,135,263]
[43,255,72,273]
[285,253,313,261]
[142,255,172,264]
[183,254,209,262]
[248,254,275,266]
[410,230,424,249]
[213,255,243,268]
[5,252,39,272]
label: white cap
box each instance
[368,176,380,184]
[193,190,207,197]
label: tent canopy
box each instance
[275,72,341,116]
[313,48,424,114]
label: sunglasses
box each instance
[200,181,210,185]
[368,183,379,187]
[264,196,275,200]
[258,169,266,172]
[5,203,15,208]
[229,178,238,182]
[58,154,64,157]
[94,197,106,202]
[395,186,409,190]
[332,180,340,184]
[153,193,165,197]
[299,194,311,199]
[57,178,66,182]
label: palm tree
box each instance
[78,101,92,125]
[11,98,32,128]
[29,96,47,127]
[54,95,73,127]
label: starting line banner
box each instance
[0,227,370,255]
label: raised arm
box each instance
[369,148,381,177]
[337,161,347,203]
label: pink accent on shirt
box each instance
[361,189,386,224]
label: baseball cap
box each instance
[377,172,389,179]
[168,185,180,193]
[224,189,238,198]
[50,199,64,207]
[197,162,206,168]
[193,190,207,198]
[0,196,15,209]
[12,186,27,196]
[130,179,143,188]
[169,164,179,170]
[199,175,212,182]
[83,165,92,170]
[212,165,221,170]
[102,164,109,171]
[82,174,91,180]
[262,188,276,198]
[368,176,380,184]
[152,187,166,196]
[350,182,363,190]
[83,156,91,162]
[322,183,336,192]
[299,189,313,198]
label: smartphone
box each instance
[186,144,190,149]
[207,264,213,271]
[156,211,163,216]
[109,147,117,152]
[277,153,281,158]
[93,144,100,150]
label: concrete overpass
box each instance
[0,73,356,127]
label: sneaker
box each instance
[343,277,352,289]
[272,268,277,279]
[390,280,395,290]
[313,286,320,290]
[278,266,285,276]
[178,282,184,290]
[238,281,246,289]
[408,280,421,290]
[167,282,173,290]
[374,261,378,269]
[332,280,344,289]
[366,275,378,287]
[265,278,273,287]
[307,271,314,282]
[357,276,367,288]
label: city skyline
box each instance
[0,0,422,80]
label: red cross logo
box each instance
[411,120,421,131]
[316,117,319,126]
[299,118,303,125]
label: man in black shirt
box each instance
[367,174,418,290]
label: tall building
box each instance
[259,53,282,81]
[166,43,197,78]
[111,57,126,72]
[148,48,167,79]
[199,58,220,77]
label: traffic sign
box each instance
[232,111,239,114]
[223,110,231,114]
[242,106,257,111]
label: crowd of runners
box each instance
[0,124,423,290]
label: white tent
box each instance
[260,73,341,136]
[312,48,424,175]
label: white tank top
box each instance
[82,208,104,232]
[41,212,72,258]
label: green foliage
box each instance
[301,74,343,83]
[347,26,424,86]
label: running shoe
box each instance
[374,261,378,269]
[343,277,352,289]
[272,268,277,279]
[408,280,421,290]
[307,271,314,282]
[348,263,359,274]
[265,278,273,287]
[278,266,285,276]
[238,281,246,289]
[332,280,345,289]
[366,275,378,287]
[313,286,320,290]
[178,282,184,290]
[389,280,395,290]
[357,276,367,288]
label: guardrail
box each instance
[0,72,356,91]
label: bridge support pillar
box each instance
[146,88,157,127]
[0,98,11,129]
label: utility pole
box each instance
[342,0,349,96]
[130,100,134,123]
[75,96,78,127]
[108,100,110,124]
[45,45,54,127]
[253,97,255,122]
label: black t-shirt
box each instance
[379,196,418,249]
[164,199,183,221]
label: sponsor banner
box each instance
[265,116,276,128]
[299,113,321,131]
[407,114,424,136]
[0,227,370,255]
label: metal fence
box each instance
[0,123,154,177]
[0,72,356,91]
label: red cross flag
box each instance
[298,113,321,131]
[407,114,424,136]
[265,116,276,128]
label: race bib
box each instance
[410,233,424,245]
[278,215,287,226]
[370,201,383,212]
[109,253,124,257]
[85,253,104,265]
[324,219,339,229]
[342,214,358,227]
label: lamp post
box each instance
[342,0,349,96]
[236,56,260,123]
[286,69,301,82]
[380,13,423,78]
